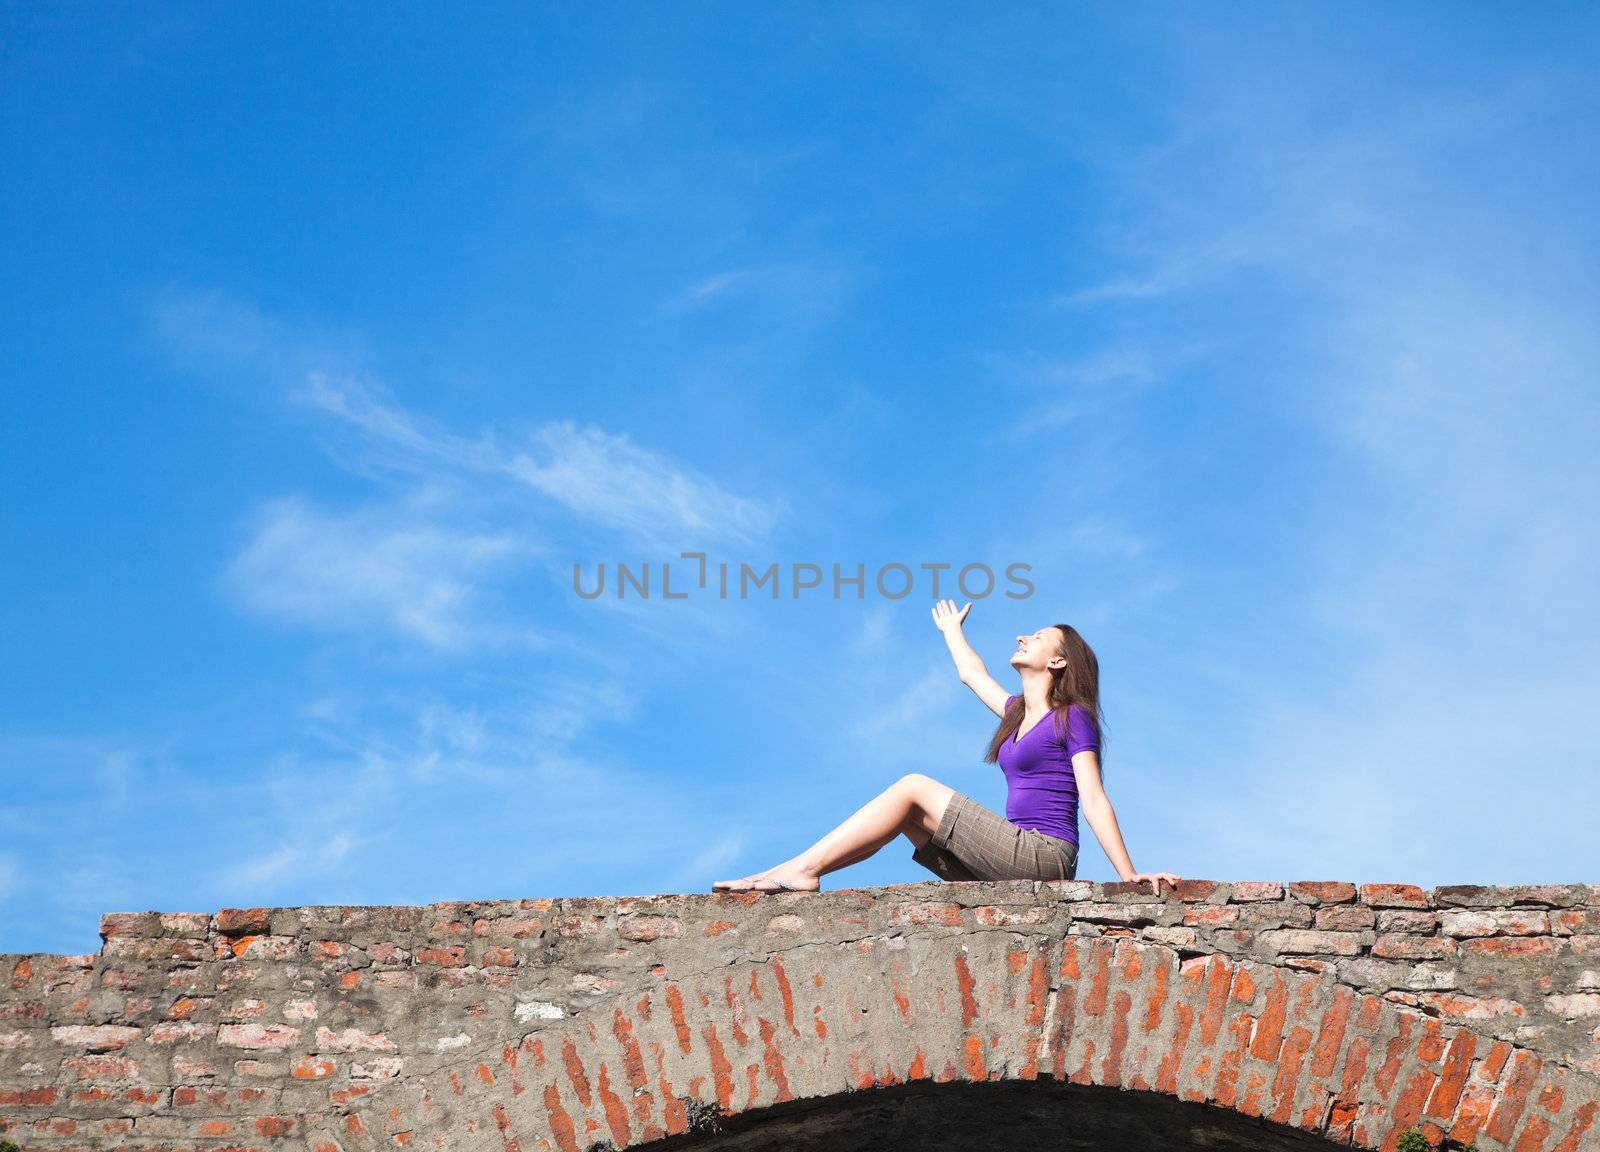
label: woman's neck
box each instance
[1018,673,1053,714]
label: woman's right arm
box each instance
[931,599,1011,716]
[1075,751,1181,895]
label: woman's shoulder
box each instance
[1058,703,1100,751]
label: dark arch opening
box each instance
[636,1079,1345,1151]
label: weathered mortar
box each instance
[2,879,1598,1150]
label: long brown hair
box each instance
[983,623,1107,768]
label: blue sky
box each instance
[4,5,1598,955]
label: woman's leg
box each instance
[713,774,955,892]
[713,823,906,891]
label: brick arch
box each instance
[322,932,1598,1152]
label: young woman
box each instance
[711,600,1179,895]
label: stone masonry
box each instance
[2,879,1599,1150]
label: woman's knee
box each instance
[895,774,955,825]
[892,773,945,809]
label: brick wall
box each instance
[2,880,1598,1150]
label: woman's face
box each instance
[1010,626,1066,672]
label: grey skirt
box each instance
[911,790,1079,882]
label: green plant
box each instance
[1393,1128,1477,1152]
[682,1096,724,1136]
[1395,1130,1430,1152]
[0,1138,20,1152]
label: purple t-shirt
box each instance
[997,694,1099,846]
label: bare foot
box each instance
[711,870,770,892]
[716,864,819,893]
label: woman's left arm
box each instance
[1074,750,1181,896]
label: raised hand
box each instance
[930,598,973,634]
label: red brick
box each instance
[1374,934,1456,960]
[1486,1050,1543,1144]
[1259,929,1364,956]
[0,1085,58,1106]
[1310,986,1355,1079]
[1268,1026,1314,1124]
[217,1023,300,1050]
[1450,1083,1498,1146]
[1230,882,1284,902]
[474,916,543,939]
[1154,999,1193,1095]
[1374,1014,1415,1101]
[1460,937,1557,959]
[215,908,271,935]
[887,902,963,927]
[619,916,683,942]
[1197,955,1231,1046]
[1512,1116,1553,1152]
[1211,1010,1253,1107]
[1387,1068,1439,1150]
[61,1054,140,1080]
[47,1024,141,1052]
[1251,975,1289,1060]
[1229,966,1256,1005]
[944,952,978,1029]
[1414,992,1525,1022]
[1100,989,1133,1087]
[1551,1099,1597,1152]
[415,946,465,967]
[1185,904,1239,926]
[1172,879,1226,901]
[1427,1030,1472,1120]
[1315,905,1376,931]
[1359,883,1430,908]
[1553,909,1600,935]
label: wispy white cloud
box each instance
[664,833,746,893]
[223,831,360,890]
[850,605,894,654]
[98,750,138,809]
[983,345,1163,393]
[0,670,750,942]
[293,371,448,459]
[292,373,783,549]
[1051,241,1251,306]
[972,346,1167,453]
[1212,284,1600,882]
[147,285,371,387]
[152,290,786,552]
[515,77,828,227]
[512,420,780,545]
[150,290,786,647]
[662,262,856,330]
[223,495,531,648]
[850,666,962,749]
[251,691,762,900]
[1019,41,1600,882]
[678,269,753,306]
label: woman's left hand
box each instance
[1126,871,1181,895]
